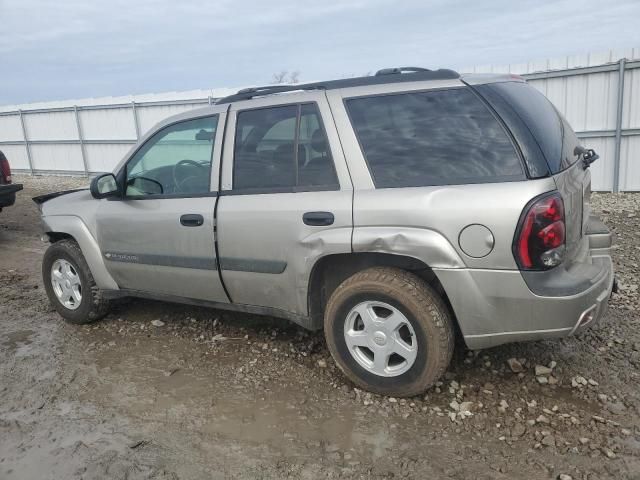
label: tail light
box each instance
[513,192,565,270]
[0,157,11,184]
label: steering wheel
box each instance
[172,159,207,192]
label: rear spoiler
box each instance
[460,73,526,86]
[32,188,86,205]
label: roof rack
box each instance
[215,68,460,104]
[217,84,324,104]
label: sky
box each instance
[1,0,639,105]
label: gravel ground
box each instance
[0,175,639,479]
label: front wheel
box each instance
[42,239,110,324]
[324,267,454,397]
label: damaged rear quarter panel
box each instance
[352,179,557,270]
[352,226,464,268]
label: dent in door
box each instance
[297,226,354,312]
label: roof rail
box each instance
[215,68,460,104]
[216,84,324,104]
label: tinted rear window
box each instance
[345,88,524,188]
[479,82,569,173]
[233,103,339,190]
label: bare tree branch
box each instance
[271,71,288,84]
[271,70,301,84]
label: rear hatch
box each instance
[473,80,590,263]
[552,116,591,261]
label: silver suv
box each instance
[35,67,614,397]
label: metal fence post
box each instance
[18,110,34,175]
[131,101,141,140]
[74,106,89,176]
[613,58,626,193]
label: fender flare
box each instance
[303,226,465,328]
[42,215,119,290]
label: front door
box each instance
[96,112,228,302]
[216,93,353,317]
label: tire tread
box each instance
[43,239,110,324]
[324,267,454,397]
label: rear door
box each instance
[216,91,353,317]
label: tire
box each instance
[42,239,110,324]
[324,267,454,397]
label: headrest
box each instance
[310,129,327,154]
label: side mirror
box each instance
[90,173,119,199]
[128,176,164,195]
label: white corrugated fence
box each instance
[1,48,639,191]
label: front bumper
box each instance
[0,184,22,208]
[435,216,614,350]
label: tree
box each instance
[272,71,288,84]
[271,70,301,84]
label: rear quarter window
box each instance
[476,81,578,174]
[345,87,524,188]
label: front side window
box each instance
[125,116,218,196]
[233,103,338,190]
[346,88,524,188]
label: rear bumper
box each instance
[435,216,614,350]
[0,184,22,208]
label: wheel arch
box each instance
[44,231,75,243]
[41,215,119,291]
[306,252,460,334]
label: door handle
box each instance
[180,214,204,227]
[303,211,334,226]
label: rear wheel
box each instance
[324,267,454,397]
[42,239,110,324]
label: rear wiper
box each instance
[574,146,599,169]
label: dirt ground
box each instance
[1,175,639,480]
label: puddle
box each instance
[77,333,399,459]
[2,329,35,352]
